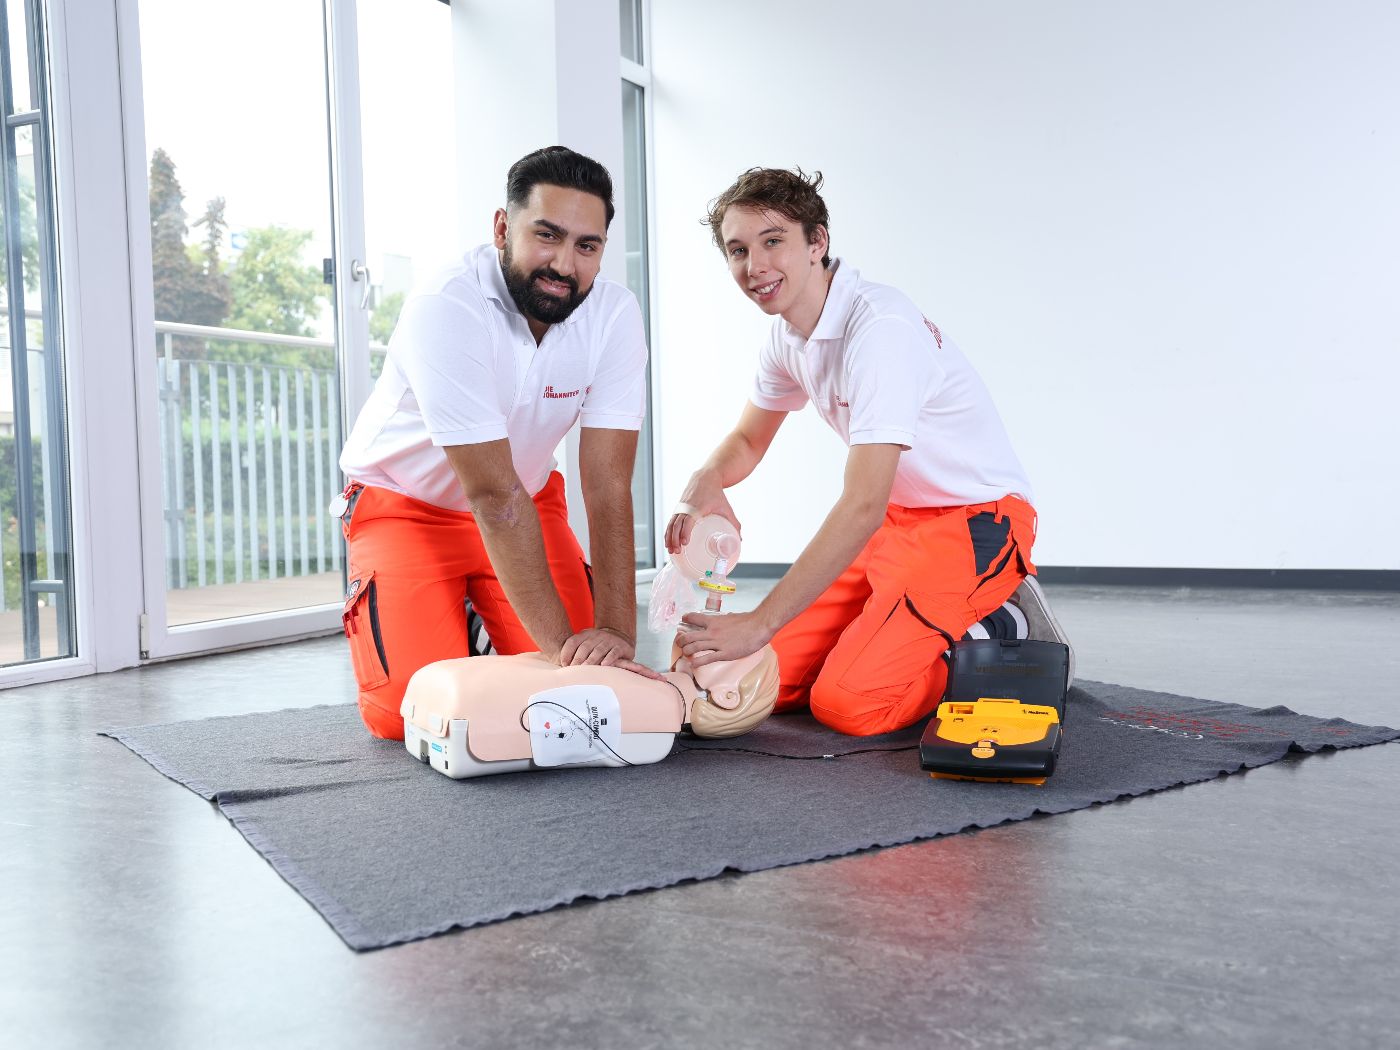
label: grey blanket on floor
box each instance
[102,681,1398,951]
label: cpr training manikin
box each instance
[399,516,777,778]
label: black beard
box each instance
[500,246,591,326]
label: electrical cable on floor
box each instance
[673,742,920,761]
[521,684,918,765]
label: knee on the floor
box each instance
[360,695,406,741]
[809,679,927,737]
[774,681,812,713]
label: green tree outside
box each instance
[143,149,345,588]
[0,169,41,297]
[150,148,230,332]
[224,225,332,370]
[0,435,51,609]
[150,148,331,369]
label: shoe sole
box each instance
[1013,575,1076,687]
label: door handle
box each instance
[350,259,372,310]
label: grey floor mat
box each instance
[101,680,1398,951]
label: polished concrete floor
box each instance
[3,583,1398,1050]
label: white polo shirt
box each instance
[340,244,648,510]
[750,259,1033,509]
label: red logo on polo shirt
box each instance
[543,385,580,399]
[923,317,943,348]
[834,395,850,409]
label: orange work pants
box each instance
[771,495,1038,737]
[340,472,593,739]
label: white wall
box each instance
[452,0,627,287]
[649,1,1400,570]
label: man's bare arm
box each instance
[555,426,658,675]
[678,442,902,666]
[749,442,900,630]
[443,440,573,660]
[578,426,640,641]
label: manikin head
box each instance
[673,644,780,739]
[494,147,615,339]
[704,167,832,330]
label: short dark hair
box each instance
[505,146,616,228]
[704,167,831,267]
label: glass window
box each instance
[619,0,644,64]
[621,80,653,569]
[356,0,457,383]
[4,0,30,112]
[136,0,455,632]
[139,0,341,626]
[0,3,75,665]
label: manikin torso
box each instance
[399,647,778,778]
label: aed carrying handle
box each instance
[946,638,1069,713]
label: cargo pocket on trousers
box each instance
[343,572,389,690]
[835,594,957,701]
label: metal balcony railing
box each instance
[155,320,386,591]
[0,310,657,664]
[0,306,71,661]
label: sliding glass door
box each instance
[0,0,75,668]
[131,0,452,659]
[138,0,343,639]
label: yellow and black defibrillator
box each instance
[919,639,1072,786]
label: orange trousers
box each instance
[340,472,594,739]
[772,495,1037,737]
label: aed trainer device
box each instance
[919,639,1071,786]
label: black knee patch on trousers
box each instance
[968,512,1012,576]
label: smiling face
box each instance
[494,183,608,340]
[719,205,831,337]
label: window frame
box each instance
[620,1,661,578]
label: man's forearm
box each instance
[468,484,574,655]
[752,496,886,637]
[697,429,766,490]
[693,404,787,490]
[585,481,637,640]
[752,443,901,635]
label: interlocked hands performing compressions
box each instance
[557,626,659,678]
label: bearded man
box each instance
[338,147,653,740]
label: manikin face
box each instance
[719,205,829,331]
[494,184,608,336]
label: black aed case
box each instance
[919,639,1071,785]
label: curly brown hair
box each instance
[703,167,831,267]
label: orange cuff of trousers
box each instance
[770,495,1038,737]
[339,472,594,740]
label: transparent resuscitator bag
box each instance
[646,560,699,633]
[646,514,742,633]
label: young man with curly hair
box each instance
[667,167,1071,737]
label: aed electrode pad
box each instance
[525,685,624,767]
